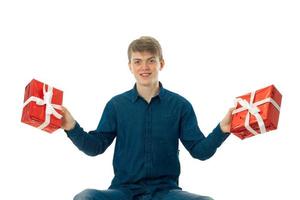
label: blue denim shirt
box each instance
[66,83,229,196]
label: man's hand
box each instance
[220,107,235,133]
[61,106,76,131]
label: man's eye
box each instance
[134,61,140,64]
[149,59,156,63]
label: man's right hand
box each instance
[61,106,76,131]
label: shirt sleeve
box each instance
[65,100,117,156]
[179,101,230,160]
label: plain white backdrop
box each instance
[1,0,299,199]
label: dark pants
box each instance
[73,189,214,200]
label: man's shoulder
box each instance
[109,89,133,103]
[107,86,192,107]
[163,88,191,106]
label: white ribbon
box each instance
[23,83,62,130]
[232,90,280,136]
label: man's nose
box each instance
[141,61,150,70]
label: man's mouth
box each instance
[140,73,151,77]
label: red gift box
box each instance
[21,79,63,133]
[230,85,282,140]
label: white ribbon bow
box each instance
[23,84,62,130]
[232,91,280,136]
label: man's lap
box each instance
[73,189,130,200]
[73,188,214,200]
[155,189,214,200]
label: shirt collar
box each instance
[131,82,166,103]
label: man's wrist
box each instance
[65,120,76,131]
[219,122,230,134]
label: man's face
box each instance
[128,51,164,87]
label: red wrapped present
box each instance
[230,85,282,139]
[21,79,63,133]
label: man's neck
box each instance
[136,82,160,103]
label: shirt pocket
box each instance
[152,113,180,141]
[152,114,180,160]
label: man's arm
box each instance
[179,102,232,160]
[61,101,117,156]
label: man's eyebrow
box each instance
[147,56,156,60]
[132,57,156,61]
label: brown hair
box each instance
[127,36,163,62]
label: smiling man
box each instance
[62,36,232,200]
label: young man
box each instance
[62,36,233,200]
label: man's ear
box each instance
[159,59,165,71]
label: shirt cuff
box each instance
[213,123,230,143]
[64,121,80,137]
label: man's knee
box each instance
[73,188,130,200]
[186,193,214,200]
[73,189,103,200]
[161,189,214,200]
[198,196,214,200]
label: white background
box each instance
[1,0,299,199]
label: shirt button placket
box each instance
[145,103,152,177]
